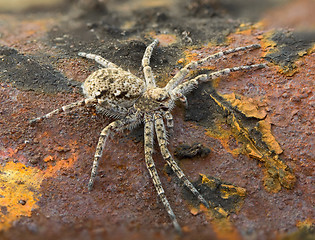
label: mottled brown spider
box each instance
[30,39,266,233]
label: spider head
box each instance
[136,87,174,112]
[147,88,169,102]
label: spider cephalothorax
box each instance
[30,39,266,233]
[135,87,174,112]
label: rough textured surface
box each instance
[0,0,314,239]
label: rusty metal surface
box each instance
[0,0,314,239]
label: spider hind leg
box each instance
[144,114,182,233]
[29,98,97,124]
[154,113,211,209]
[88,116,139,190]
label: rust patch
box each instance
[0,139,78,231]
[180,31,296,192]
[183,174,246,217]
[260,30,315,76]
[205,92,295,192]
[0,161,40,231]
[182,174,245,239]
[148,32,178,47]
[220,92,267,120]
[278,219,315,240]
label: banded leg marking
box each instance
[30,98,98,124]
[144,114,181,233]
[88,116,138,190]
[154,113,210,209]
[142,39,159,87]
[162,110,174,130]
[165,44,262,91]
[78,52,119,69]
[172,63,267,97]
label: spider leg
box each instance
[29,98,98,124]
[78,52,119,69]
[172,63,266,97]
[142,39,159,87]
[154,112,210,209]
[88,116,139,190]
[165,44,262,91]
[144,114,181,233]
[161,110,174,130]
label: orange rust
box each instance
[256,120,283,155]
[234,22,262,37]
[205,93,295,192]
[148,32,177,46]
[187,174,246,222]
[296,218,314,229]
[189,207,201,216]
[220,184,246,199]
[220,92,267,119]
[210,218,242,240]
[0,162,41,231]
[0,14,57,54]
[0,140,79,231]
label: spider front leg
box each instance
[161,110,174,130]
[165,44,262,91]
[172,63,267,97]
[142,39,159,87]
[29,98,98,124]
[144,114,181,233]
[154,113,211,209]
[78,52,119,69]
[88,116,139,190]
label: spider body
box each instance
[83,68,145,108]
[30,39,266,233]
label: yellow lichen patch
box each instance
[257,30,278,57]
[189,174,246,217]
[0,140,79,231]
[259,30,315,76]
[220,93,267,119]
[233,22,263,37]
[183,174,246,238]
[220,184,246,199]
[256,120,283,155]
[205,93,295,192]
[201,173,217,190]
[0,162,41,231]
[296,218,314,229]
[278,218,315,240]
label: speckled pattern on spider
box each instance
[30,39,266,233]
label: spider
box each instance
[30,39,266,233]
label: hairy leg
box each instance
[165,44,262,91]
[29,98,98,124]
[172,63,266,97]
[88,116,139,190]
[142,39,159,87]
[78,52,119,69]
[161,110,174,129]
[144,113,181,233]
[154,112,210,209]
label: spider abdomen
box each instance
[82,68,145,108]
